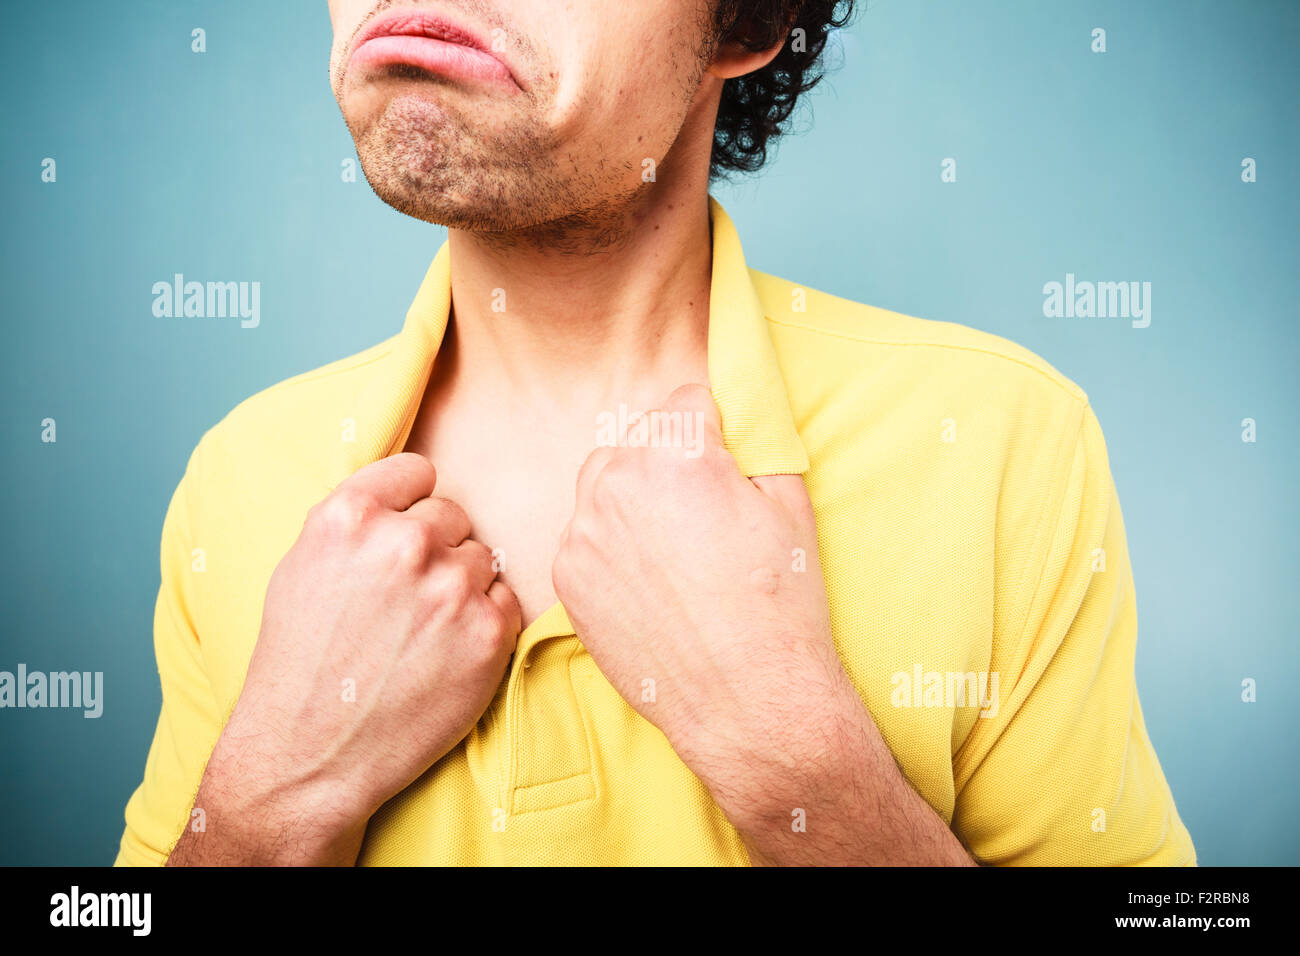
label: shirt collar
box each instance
[331,194,809,486]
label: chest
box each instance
[437,463,574,626]
[401,415,594,626]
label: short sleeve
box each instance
[114,437,226,866]
[950,402,1196,866]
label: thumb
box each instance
[660,383,724,445]
[750,473,817,530]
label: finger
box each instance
[750,473,817,529]
[573,445,617,507]
[659,383,724,446]
[404,495,473,547]
[343,452,438,512]
[445,538,499,593]
[486,579,523,639]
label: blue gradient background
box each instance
[1,0,1296,865]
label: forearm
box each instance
[166,733,369,867]
[695,678,976,867]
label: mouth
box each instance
[347,9,520,94]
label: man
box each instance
[115,0,1195,865]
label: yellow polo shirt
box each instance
[115,196,1195,866]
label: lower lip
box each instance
[350,35,517,92]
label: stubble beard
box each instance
[340,3,717,256]
[345,78,651,254]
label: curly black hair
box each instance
[709,0,857,181]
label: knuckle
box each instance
[430,562,475,605]
[387,521,437,568]
[311,490,374,536]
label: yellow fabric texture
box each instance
[115,196,1195,866]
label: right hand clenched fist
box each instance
[215,452,521,829]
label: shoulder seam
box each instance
[763,314,1087,404]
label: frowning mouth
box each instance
[348,10,520,94]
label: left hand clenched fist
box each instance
[552,384,849,784]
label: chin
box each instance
[346,101,561,231]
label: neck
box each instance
[436,177,714,413]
